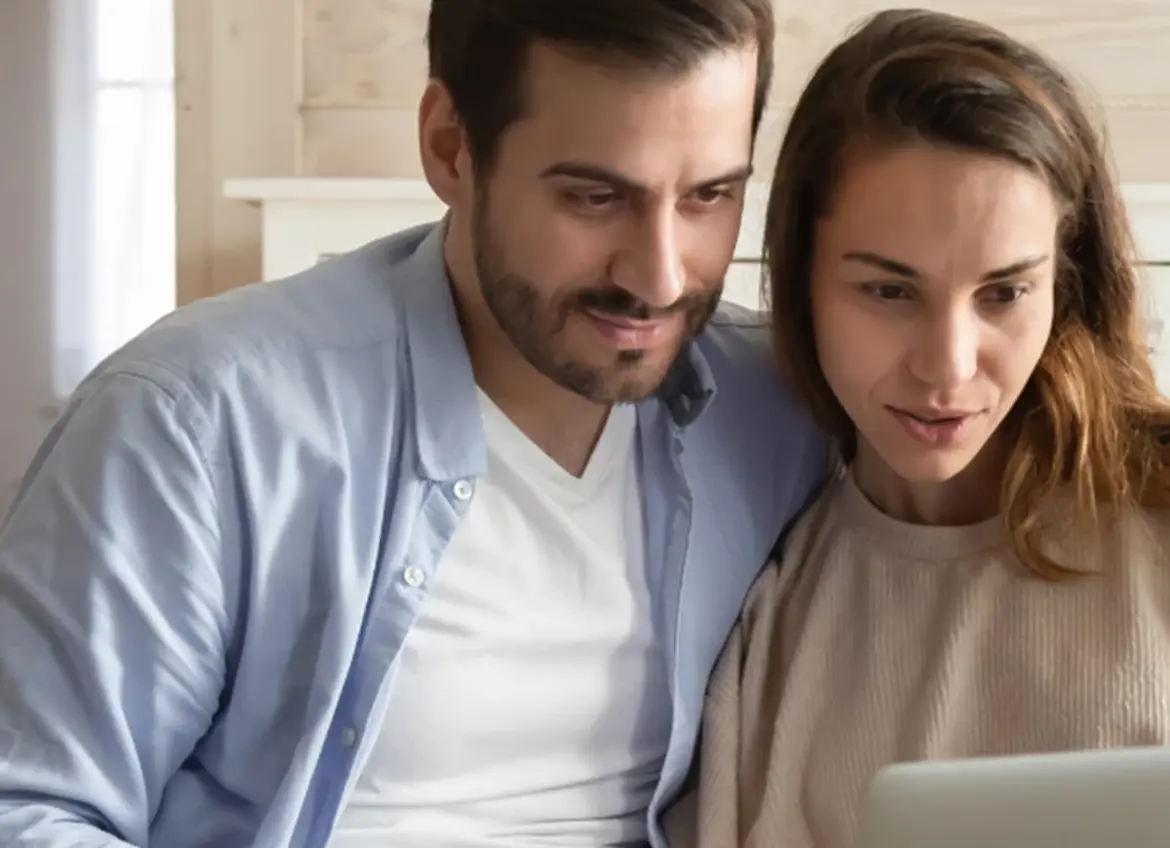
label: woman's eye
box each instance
[986,284,1027,304]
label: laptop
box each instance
[856,746,1170,848]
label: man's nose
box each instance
[611,213,687,309]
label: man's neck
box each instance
[444,220,615,477]
[473,350,612,479]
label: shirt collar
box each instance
[652,341,717,427]
[398,218,718,480]
[398,219,487,483]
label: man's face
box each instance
[466,43,758,404]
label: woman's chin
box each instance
[858,433,991,487]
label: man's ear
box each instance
[418,80,473,207]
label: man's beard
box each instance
[471,188,721,404]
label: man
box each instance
[0,1,825,846]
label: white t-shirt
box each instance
[329,390,672,846]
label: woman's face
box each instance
[810,144,1059,486]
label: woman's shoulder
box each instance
[1033,497,1170,576]
[742,472,850,622]
[1122,503,1170,558]
[780,470,850,559]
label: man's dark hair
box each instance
[426,0,774,169]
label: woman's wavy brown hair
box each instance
[765,8,1170,579]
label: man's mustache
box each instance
[572,286,713,320]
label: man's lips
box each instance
[582,308,681,349]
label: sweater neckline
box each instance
[837,470,1006,561]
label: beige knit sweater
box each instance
[664,471,1170,848]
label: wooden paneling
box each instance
[177,0,1170,300]
[295,0,1170,181]
[1104,109,1170,182]
[752,104,1170,181]
[174,0,302,304]
[301,0,429,110]
[767,2,1170,107]
[294,0,1170,110]
[301,107,422,177]
[300,1,1170,108]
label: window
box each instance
[53,0,175,396]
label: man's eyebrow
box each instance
[538,162,754,195]
[687,164,754,193]
[841,250,1051,281]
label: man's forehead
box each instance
[520,40,758,107]
[505,43,758,191]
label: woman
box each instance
[666,8,1170,848]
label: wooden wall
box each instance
[176,0,1170,302]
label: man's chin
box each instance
[563,359,678,404]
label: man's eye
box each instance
[582,192,616,206]
[692,187,731,205]
[863,283,911,301]
[564,189,618,208]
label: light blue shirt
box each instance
[0,221,825,847]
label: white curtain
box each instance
[52,0,175,397]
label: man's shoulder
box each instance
[693,301,803,417]
[87,225,439,412]
[695,301,772,365]
[693,302,792,405]
[684,300,830,519]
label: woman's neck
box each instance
[852,439,1006,526]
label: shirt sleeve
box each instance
[669,562,789,847]
[0,369,230,845]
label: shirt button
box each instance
[403,565,426,588]
[452,478,474,501]
[340,727,357,748]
